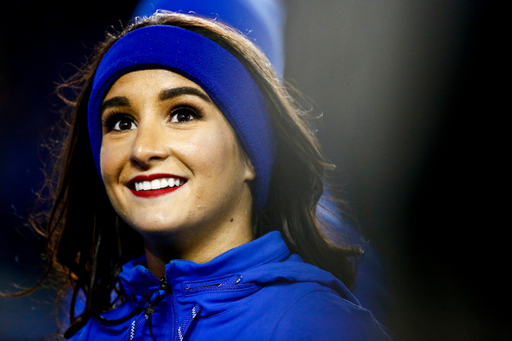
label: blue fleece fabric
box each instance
[68,232,391,341]
[88,25,275,211]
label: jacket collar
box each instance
[119,231,290,298]
[168,231,290,283]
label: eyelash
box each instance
[102,106,203,132]
[170,106,203,123]
[102,112,134,132]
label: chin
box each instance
[127,213,198,239]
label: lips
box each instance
[127,173,187,198]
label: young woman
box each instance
[30,11,391,340]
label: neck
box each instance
[143,214,254,279]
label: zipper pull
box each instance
[160,274,170,292]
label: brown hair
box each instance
[8,12,362,338]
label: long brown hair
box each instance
[13,12,362,338]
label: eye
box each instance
[113,117,137,131]
[103,114,137,132]
[170,107,201,123]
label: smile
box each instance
[127,174,187,198]
[134,177,185,191]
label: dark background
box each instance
[0,1,507,340]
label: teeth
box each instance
[133,177,184,191]
[143,181,151,190]
[151,179,160,190]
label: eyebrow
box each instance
[100,96,130,114]
[100,87,212,115]
[159,86,212,103]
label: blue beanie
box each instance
[88,25,275,210]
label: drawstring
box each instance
[177,304,202,341]
[117,275,202,341]
[114,276,169,341]
[119,288,167,341]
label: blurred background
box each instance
[0,1,506,340]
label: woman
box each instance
[30,11,390,340]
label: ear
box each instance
[243,156,256,182]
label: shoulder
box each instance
[268,286,392,341]
[241,251,392,340]
[65,302,136,341]
[66,322,91,341]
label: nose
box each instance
[129,121,169,169]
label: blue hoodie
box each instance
[68,232,391,340]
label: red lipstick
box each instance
[127,173,187,198]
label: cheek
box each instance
[182,126,239,174]
[183,126,246,207]
[100,140,128,187]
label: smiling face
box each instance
[100,69,255,257]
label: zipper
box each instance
[138,267,177,341]
[158,272,180,341]
[184,275,247,294]
[160,273,170,292]
[164,271,179,341]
